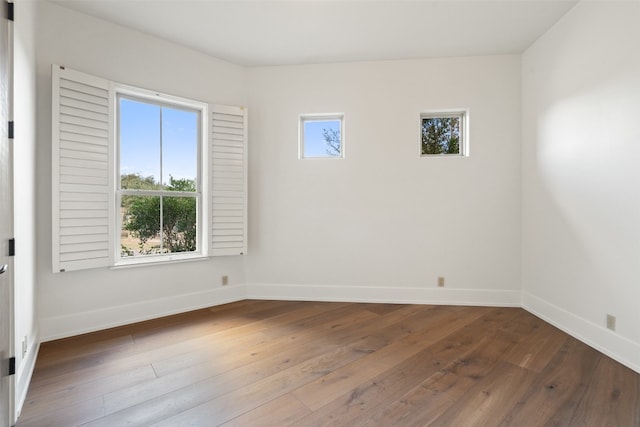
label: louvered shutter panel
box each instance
[210,105,247,256]
[52,65,112,272]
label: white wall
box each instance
[19,1,639,412]
[522,1,640,372]
[35,2,249,340]
[13,0,38,418]
[246,56,522,305]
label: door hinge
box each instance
[6,2,13,22]
[8,357,15,376]
[8,238,15,256]
[8,120,14,139]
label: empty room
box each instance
[2,0,639,426]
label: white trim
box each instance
[108,83,116,267]
[420,109,469,157]
[114,90,207,265]
[114,83,209,111]
[51,66,61,272]
[15,337,39,420]
[7,15,15,420]
[110,254,209,269]
[246,282,521,307]
[38,284,518,342]
[200,103,210,257]
[522,292,640,374]
[32,288,640,377]
[39,285,247,342]
[299,113,345,159]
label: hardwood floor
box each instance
[17,300,640,426]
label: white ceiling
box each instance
[51,0,578,67]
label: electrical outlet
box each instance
[22,336,27,357]
[437,277,445,287]
[222,275,229,286]
[606,314,616,331]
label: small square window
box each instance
[300,114,344,158]
[420,111,467,156]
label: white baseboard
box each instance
[35,284,640,378]
[15,336,39,421]
[246,283,521,307]
[39,285,247,342]
[522,292,640,374]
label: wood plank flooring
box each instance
[16,300,640,426]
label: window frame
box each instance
[420,110,469,157]
[299,113,345,159]
[52,65,248,273]
[114,85,209,266]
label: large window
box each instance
[117,95,202,262]
[51,65,247,272]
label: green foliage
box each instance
[166,177,196,192]
[421,117,461,155]
[162,191,197,252]
[322,128,341,156]
[122,175,197,256]
[120,173,161,210]
[121,173,160,190]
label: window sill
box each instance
[421,153,468,158]
[110,254,210,270]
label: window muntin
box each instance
[420,111,467,156]
[52,66,247,272]
[117,93,203,263]
[300,114,344,158]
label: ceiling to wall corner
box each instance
[50,0,577,67]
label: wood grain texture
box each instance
[16,300,640,427]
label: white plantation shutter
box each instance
[210,105,248,256]
[52,65,113,272]
[52,65,247,270]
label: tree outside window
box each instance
[118,96,201,258]
[421,112,466,156]
[300,114,344,159]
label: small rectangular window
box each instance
[300,114,344,158]
[420,111,467,156]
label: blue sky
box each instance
[119,98,198,184]
[303,119,341,158]
[120,100,342,179]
